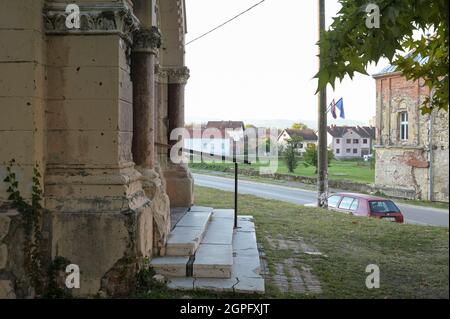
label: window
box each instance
[400,112,409,141]
[336,139,340,144]
[353,149,358,154]
[346,149,351,153]
[363,139,368,144]
[349,199,359,211]
[353,139,359,144]
[328,195,341,208]
[336,149,340,154]
[346,139,351,144]
[339,197,355,210]
[369,201,401,213]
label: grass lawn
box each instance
[139,186,448,299]
[190,168,450,211]
[190,159,375,184]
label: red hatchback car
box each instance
[327,193,404,223]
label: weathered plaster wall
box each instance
[375,147,430,199]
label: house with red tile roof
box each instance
[327,125,375,158]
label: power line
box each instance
[186,0,267,45]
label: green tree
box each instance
[264,138,271,154]
[291,122,308,130]
[288,136,304,149]
[283,138,303,173]
[303,144,334,174]
[315,0,448,114]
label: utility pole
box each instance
[317,0,328,207]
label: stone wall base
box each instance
[136,166,171,256]
[0,205,31,299]
[164,164,194,208]
[1,163,157,298]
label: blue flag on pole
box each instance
[336,98,345,119]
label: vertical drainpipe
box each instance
[428,88,435,201]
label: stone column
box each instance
[163,67,194,208]
[131,25,171,256]
[132,27,161,198]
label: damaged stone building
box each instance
[1,0,264,299]
[0,0,194,297]
[373,60,449,203]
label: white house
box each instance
[327,125,376,158]
[184,121,246,157]
[277,129,318,155]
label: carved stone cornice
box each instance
[43,1,140,45]
[133,26,161,54]
[155,65,190,84]
[154,65,169,83]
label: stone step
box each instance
[192,209,235,278]
[167,215,265,294]
[150,256,190,277]
[165,208,213,256]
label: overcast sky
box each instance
[184,0,389,127]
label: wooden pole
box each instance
[317,0,329,207]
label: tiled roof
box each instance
[206,121,245,130]
[283,129,318,141]
[185,121,245,139]
[327,125,375,139]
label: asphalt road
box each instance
[193,173,449,227]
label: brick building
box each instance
[373,59,449,202]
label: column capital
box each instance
[155,65,190,84]
[43,1,140,45]
[133,27,162,54]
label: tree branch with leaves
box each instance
[315,0,449,114]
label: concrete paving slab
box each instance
[232,255,261,278]
[176,211,211,228]
[233,231,258,256]
[234,277,265,294]
[235,219,255,232]
[166,226,205,256]
[164,211,265,294]
[212,209,235,219]
[190,206,214,212]
[193,244,233,278]
[194,277,238,292]
[150,256,189,277]
[202,219,234,245]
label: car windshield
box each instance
[369,200,400,213]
